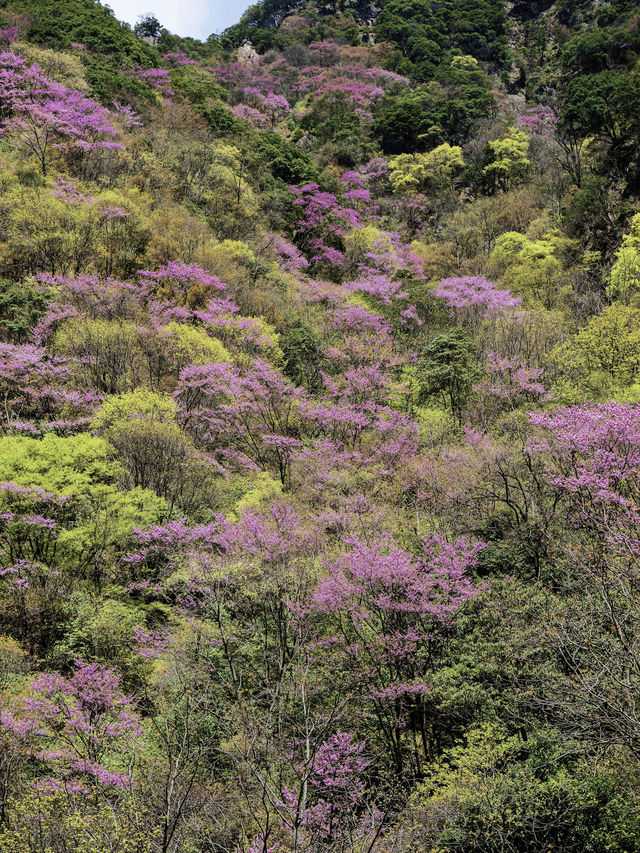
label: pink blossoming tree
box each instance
[0,51,123,174]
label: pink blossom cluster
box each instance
[162,51,200,66]
[1,660,141,793]
[516,105,558,138]
[51,176,128,220]
[290,183,362,266]
[231,103,269,126]
[0,52,123,168]
[139,260,227,295]
[434,275,522,318]
[529,402,640,556]
[111,100,143,128]
[313,534,480,621]
[475,352,549,405]
[135,66,174,97]
[0,341,87,428]
[242,86,290,120]
[0,26,18,44]
[209,62,277,94]
[262,233,309,274]
[279,732,372,842]
[176,358,306,481]
[308,40,339,64]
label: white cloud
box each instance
[105,0,247,38]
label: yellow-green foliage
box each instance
[163,322,231,372]
[0,432,166,573]
[0,432,124,497]
[206,143,258,227]
[0,172,151,278]
[449,54,482,73]
[15,42,88,90]
[144,205,213,267]
[92,389,219,515]
[551,302,640,402]
[405,722,550,845]
[415,405,456,445]
[400,716,640,851]
[174,142,259,239]
[0,176,98,277]
[91,187,152,278]
[608,212,640,300]
[83,599,142,660]
[170,64,222,103]
[389,143,465,195]
[196,239,257,293]
[0,788,157,853]
[214,239,257,266]
[443,187,542,260]
[343,224,382,272]
[409,240,458,279]
[491,230,531,264]
[60,596,146,679]
[214,313,283,362]
[483,127,530,191]
[344,225,424,279]
[235,472,283,513]
[0,635,30,687]
[491,229,572,308]
[54,317,145,394]
[92,388,179,432]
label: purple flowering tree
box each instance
[162,52,200,67]
[277,732,382,852]
[308,534,481,778]
[176,359,307,483]
[0,51,123,174]
[433,276,521,329]
[516,105,558,138]
[527,401,640,751]
[139,261,226,307]
[528,401,640,558]
[0,342,99,432]
[135,66,174,98]
[1,659,142,794]
[289,183,362,268]
[474,352,550,419]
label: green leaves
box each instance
[389,143,465,194]
[417,329,480,423]
[0,279,47,343]
[482,128,530,193]
[374,69,494,154]
[375,0,508,71]
[0,433,166,580]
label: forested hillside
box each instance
[1,0,640,849]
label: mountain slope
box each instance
[0,1,639,851]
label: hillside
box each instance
[0,0,640,850]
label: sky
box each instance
[105,0,250,39]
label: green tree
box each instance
[0,279,47,343]
[608,212,640,300]
[490,229,573,309]
[134,14,162,42]
[373,73,494,154]
[389,143,465,195]
[550,302,640,402]
[482,128,530,193]
[561,71,640,150]
[92,389,220,517]
[0,432,165,588]
[280,321,323,393]
[417,329,480,423]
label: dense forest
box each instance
[0,0,640,849]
